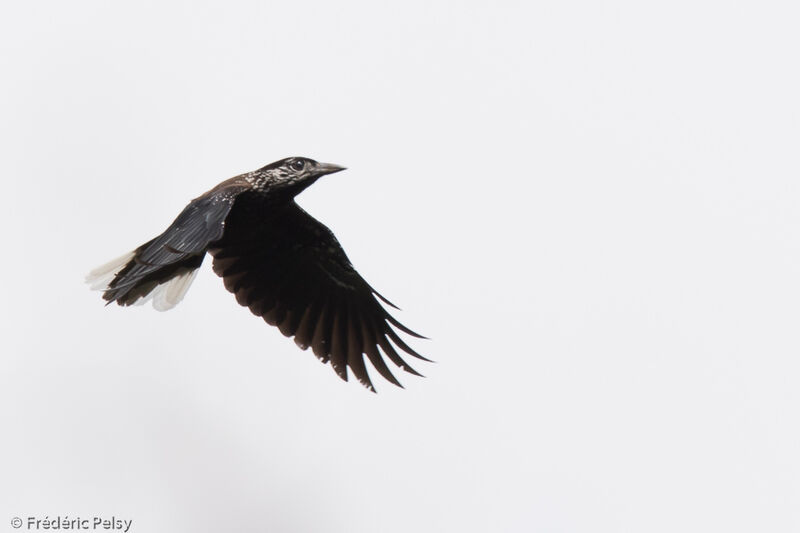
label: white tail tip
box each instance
[152,268,200,311]
[86,251,135,291]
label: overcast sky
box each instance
[2,1,800,532]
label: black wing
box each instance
[209,202,428,391]
[100,182,248,306]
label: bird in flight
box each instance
[87,157,428,391]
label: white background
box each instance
[2,1,799,532]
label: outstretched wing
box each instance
[209,202,428,391]
[91,181,248,308]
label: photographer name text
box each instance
[13,516,132,532]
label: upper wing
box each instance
[95,181,248,307]
[209,202,428,391]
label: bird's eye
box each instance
[290,160,305,171]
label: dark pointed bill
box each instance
[316,162,347,176]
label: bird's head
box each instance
[256,157,346,196]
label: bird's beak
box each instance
[316,162,347,176]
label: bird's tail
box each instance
[86,241,204,311]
